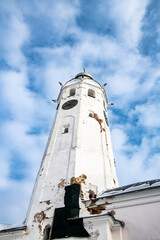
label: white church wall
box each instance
[84,185,160,240]
[0,229,25,240]
[116,197,160,240]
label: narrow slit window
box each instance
[88,89,95,98]
[89,111,94,118]
[56,103,59,110]
[70,88,76,96]
[103,111,109,126]
[62,124,69,134]
[103,100,106,109]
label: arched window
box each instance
[69,88,75,96]
[62,124,69,134]
[88,89,95,98]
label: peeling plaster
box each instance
[70,174,87,199]
[58,179,65,188]
[86,198,115,215]
[40,200,51,205]
[33,211,47,236]
[22,229,28,236]
[88,229,100,239]
[94,113,105,133]
[33,211,46,223]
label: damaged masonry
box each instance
[1,72,160,240]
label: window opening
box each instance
[103,111,109,126]
[69,88,75,96]
[88,89,95,98]
[103,100,106,109]
[89,111,94,118]
[62,124,69,134]
[56,103,60,110]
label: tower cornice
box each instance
[64,72,102,89]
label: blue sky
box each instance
[0,0,160,224]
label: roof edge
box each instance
[0,225,27,233]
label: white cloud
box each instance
[130,103,160,128]
[109,0,149,48]
[50,1,80,33]
[111,128,127,152]
[0,149,10,189]
[0,180,34,224]
[0,11,29,68]
[113,133,159,185]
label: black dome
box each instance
[75,72,94,80]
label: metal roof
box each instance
[0,223,26,232]
[100,179,160,198]
[75,72,94,80]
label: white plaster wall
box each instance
[116,200,160,240]
[73,80,118,192]
[84,188,160,240]
[0,230,25,240]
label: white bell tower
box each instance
[24,72,119,239]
